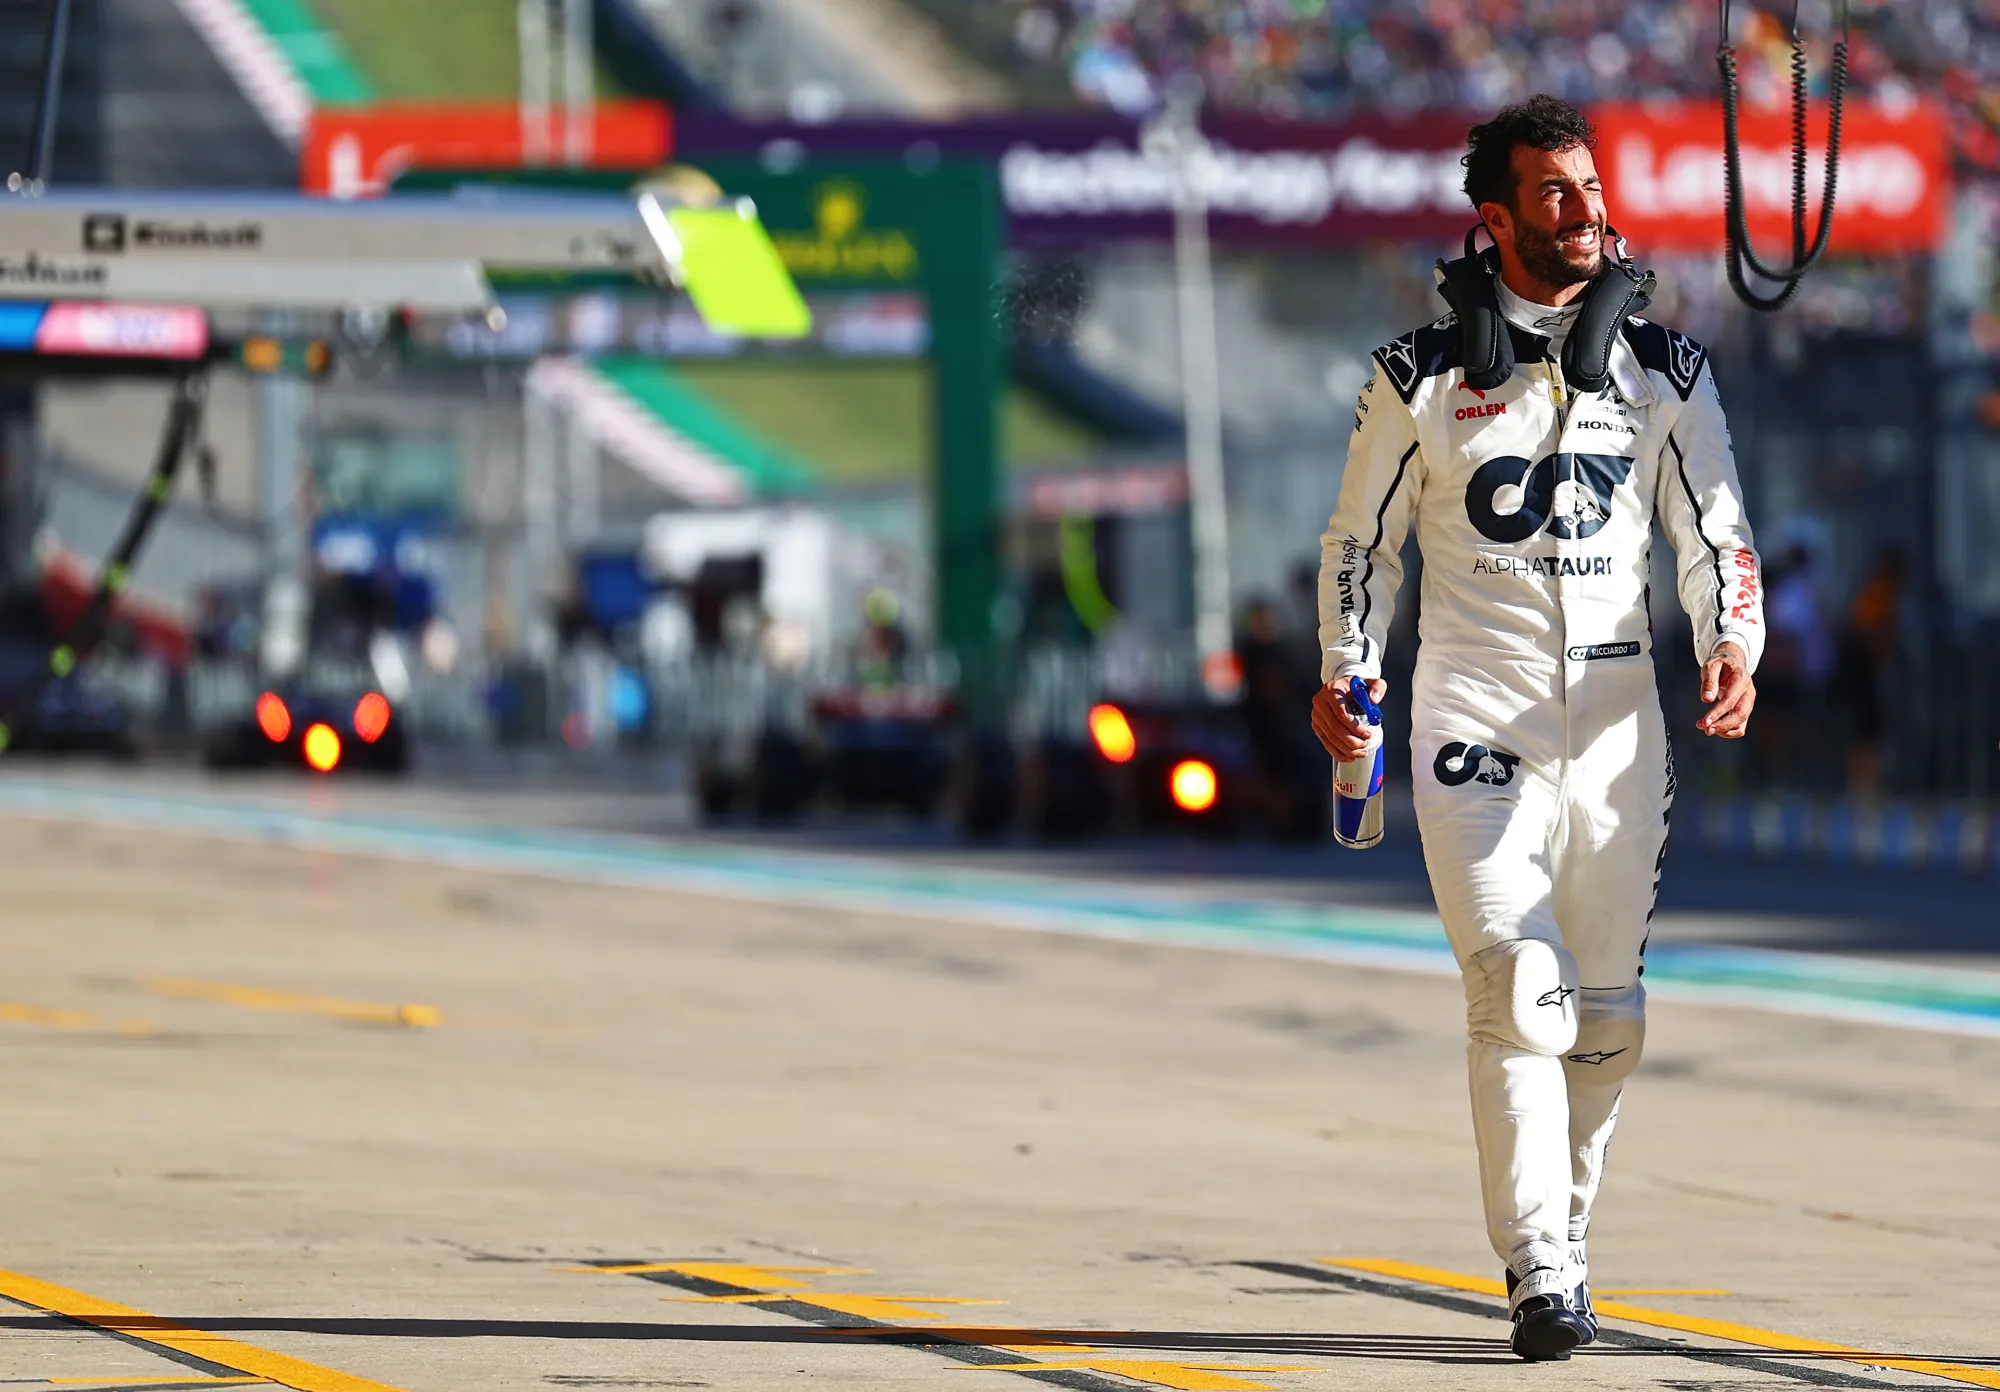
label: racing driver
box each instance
[1310,95,1763,1361]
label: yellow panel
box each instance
[666,206,813,341]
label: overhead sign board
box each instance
[0,189,686,312]
[677,102,1950,254]
[677,112,1476,248]
[303,102,675,199]
[1594,100,1946,254]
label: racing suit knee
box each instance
[1463,938,1580,1261]
[1563,982,1646,1238]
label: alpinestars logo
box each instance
[1567,1048,1628,1065]
[1377,333,1419,396]
[1664,328,1704,396]
[1455,380,1505,422]
[1537,986,1575,1009]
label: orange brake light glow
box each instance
[255,692,292,743]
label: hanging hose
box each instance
[0,0,214,756]
[1718,0,1850,312]
[0,374,207,755]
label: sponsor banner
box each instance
[677,112,1476,247]
[1594,99,1946,254]
[681,102,1947,253]
[36,303,210,359]
[303,102,674,199]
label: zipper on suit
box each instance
[1545,357,1575,782]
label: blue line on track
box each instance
[5,778,1998,1039]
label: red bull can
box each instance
[1332,677,1385,850]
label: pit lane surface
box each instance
[1,769,1997,1392]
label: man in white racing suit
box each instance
[1310,96,1763,1361]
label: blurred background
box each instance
[2,0,1994,872]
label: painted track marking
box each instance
[1324,1259,2000,1389]
[141,979,440,1029]
[0,1268,406,1392]
[566,1257,1315,1391]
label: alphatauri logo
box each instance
[1433,741,1521,788]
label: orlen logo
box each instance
[1455,380,1505,422]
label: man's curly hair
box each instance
[1462,95,1596,212]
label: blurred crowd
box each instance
[1004,1,2000,172]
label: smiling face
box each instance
[1480,142,1607,303]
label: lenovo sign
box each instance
[1596,100,1945,254]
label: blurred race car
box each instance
[202,687,408,774]
[0,639,140,758]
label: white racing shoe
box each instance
[1504,1243,1593,1362]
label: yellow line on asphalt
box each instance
[1325,1258,2000,1389]
[562,1262,866,1285]
[964,1359,1312,1390]
[0,1268,407,1392]
[0,1002,98,1030]
[667,1292,1003,1321]
[143,979,441,1029]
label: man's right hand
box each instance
[1311,678,1388,761]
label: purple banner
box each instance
[677,113,1481,248]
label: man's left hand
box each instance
[1698,642,1755,739]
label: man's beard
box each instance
[1514,219,1604,287]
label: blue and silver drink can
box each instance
[1332,676,1385,850]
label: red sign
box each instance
[1594,100,1946,254]
[302,102,674,199]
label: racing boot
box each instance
[1504,1242,1592,1362]
[1566,1238,1598,1345]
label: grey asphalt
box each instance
[1,766,1997,1392]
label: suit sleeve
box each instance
[1656,362,1765,673]
[1318,363,1423,685]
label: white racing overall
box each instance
[1318,285,1764,1267]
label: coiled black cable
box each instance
[1718,0,1850,312]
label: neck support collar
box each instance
[1433,226,1657,395]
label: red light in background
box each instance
[302,723,343,773]
[353,692,391,744]
[255,692,292,742]
[1087,703,1136,763]
[1169,759,1218,813]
